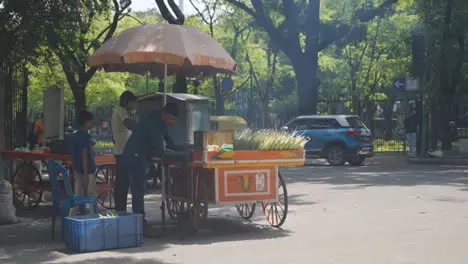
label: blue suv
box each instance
[281,115,373,166]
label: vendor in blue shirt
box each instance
[122,103,183,221]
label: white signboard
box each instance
[43,85,64,141]
[405,77,420,92]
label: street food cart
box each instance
[162,131,305,230]
[137,93,211,145]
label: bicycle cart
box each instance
[0,151,116,210]
[161,149,305,230]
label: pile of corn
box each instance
[98,210,118,219]
[234,129,308,150]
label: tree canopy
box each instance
[2,0,467,148]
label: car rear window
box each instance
[346,117,366,128]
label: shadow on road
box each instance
[53,257,171,264]
[0,211,290,263]
[2,244,173,264]
[145,217,290,245]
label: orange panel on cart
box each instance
[215,166,277,203]
[192,150,304,164]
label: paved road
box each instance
[2,163,468,264]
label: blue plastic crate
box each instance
[63,212,143,252]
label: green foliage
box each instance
[17,0,468,131]
[1,0,92,64]
[27,9,165,110]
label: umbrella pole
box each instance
[164,64,167,105]
[145,72,149,92]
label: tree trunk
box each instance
[430,102,439,149]
[262,100,269,128]
[155,0,186,95]
[383,96,395,140]
[366,100,376,134]
[173,76,187,94]
[438,0,454,150]
[213,76,224,115]
[72,86,86,127]
[293,59,318,115]
[439,102,451,150]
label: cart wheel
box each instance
[261,172,288,228]
[188,179,209,231]
[198,182,209,221]
[188,204,198,231]
[96,167,115,209]
[236,203,256,220]
[167,199,185,221]
[95,167,110,183]
[165,172,185,221]
[12,162,44,210]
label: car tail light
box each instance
[346,129,360,137]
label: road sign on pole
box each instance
[392,77,420,92]
[221,76,234,92]
[405,77,420,92]
[392,77,406,92]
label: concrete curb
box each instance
[406,157,468,166]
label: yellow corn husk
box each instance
[234,129,309,150]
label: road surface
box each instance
[1,163,468,264]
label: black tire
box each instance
[348,156,366,166]
[325,145,346,166]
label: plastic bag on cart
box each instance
[0,179,17,225]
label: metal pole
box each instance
[160,163,166,232]
[0,70,5,180]
[145,72,149,93]
[420,94,428,156]
[163,64,167,106]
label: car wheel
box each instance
[348,156,366,166]
[325,145,346,166]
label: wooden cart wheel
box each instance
[236,203,257,220]
[96,167,116,209]
[261,172,288,228]
[95,167,109,183]
[11,162,44,210]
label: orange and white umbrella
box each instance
[88,24,238,77]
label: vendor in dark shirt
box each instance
[121,103,181,221]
